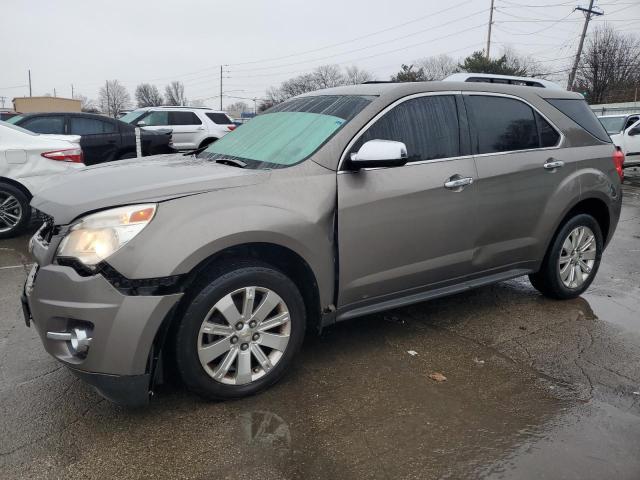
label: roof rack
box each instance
[443,73,563,90]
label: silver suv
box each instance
[23,81,623,406]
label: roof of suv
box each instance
[302,81,582,100]
[134,106,226,113]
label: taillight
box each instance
[227,125,236,131]
[613,148,624,181]
[41,148,84,163]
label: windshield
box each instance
[0,120,38,135]
[5,114,23,124]
[599,116,626,134]
[119,111,146,124]
[197,95,373,168]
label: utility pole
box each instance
[0,96,6,108]
[71,84,74,98]
[53,88,57,97]
[28,69,32,97]
[567,0,603,90]
[486,0,495,58]
[220,65,223,110]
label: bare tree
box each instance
[98,80,131,118]
[164,81,187,106]
[415,54,459,80]
[73,93,98,113]
[575,25,640,103]
[135,83,163,107]
[344,65,373,84]
[189,98,205,107]
[265,64,373,105]
[226,101,249,117]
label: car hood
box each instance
[32,153,270,224]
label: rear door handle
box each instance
[444,176,474,190]
[543,160,565,170]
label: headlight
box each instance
[57,204,156,266]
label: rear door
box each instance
[168,111,204,149]
[464,93,567,273]
[68,116,120,165]
[337,93,478,308]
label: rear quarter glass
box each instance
[546,98,611,143]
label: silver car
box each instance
[23,81,623,406]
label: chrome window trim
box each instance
[337,91,462,172]
[337,90,565,171]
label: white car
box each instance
[119,107,236,151]
[598,114,640,168]
[0,121,84,238]
[614,119,640,168]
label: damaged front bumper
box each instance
[23,258,182,407]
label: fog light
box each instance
[47,327,92,355]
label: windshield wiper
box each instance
[213,157,247,168]
[186,145,210,156]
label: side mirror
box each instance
[136,120,147,127]
[628,127,640,137]
[349,140,408,169]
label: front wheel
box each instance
[529,213,603,299]
[0,183,31,239]
[175,262,306,400]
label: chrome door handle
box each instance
[444,176,474,190]
[543,160,565,170]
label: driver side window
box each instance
[351,95,460,162]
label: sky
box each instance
[1,0,639,111]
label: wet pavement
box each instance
[1,172,640,479]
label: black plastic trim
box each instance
[56,257,186,296]
[68,368,150,407]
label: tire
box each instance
[117,151,137,160]
[175,261,306,401]
[529,213,603,300]
[198,138,217,149]
[0,183,31,239]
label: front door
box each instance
[337,93,478,307]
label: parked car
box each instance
[7,112,173,165]
[610,119,640,168]
[598,113,640,139]
[23,80,622,406]
[0,121,84,238]
[119,106,236,150]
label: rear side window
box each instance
[465,96,540,154]
[206,112,233,125]
[546,98,610,143]
[20,116,65,134]
[69,117,116,135]
[353,95,460,162]
[169,111,202,125]
[535,112,560,147]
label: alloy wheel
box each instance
[558,226,597,289]
[197,286,291,385]
[0,193,22,233]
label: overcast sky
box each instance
[1,0,638,110]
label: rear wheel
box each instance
[175,262,306,400]
[529,214,602,299]
[0,183,31,239]
[198,137,218,149]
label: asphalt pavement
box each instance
[1,172,640,479]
